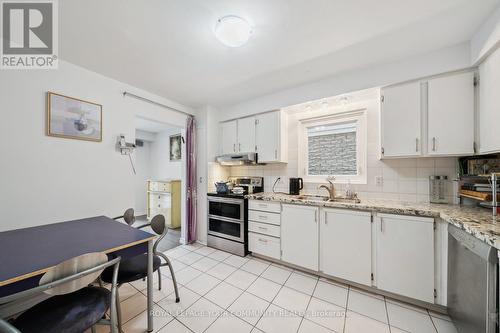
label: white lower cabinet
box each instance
[251,200,439,305]
[281,204,319,271]
[248,200,281,260]
[375,213,435,303]
[248,232,280,260]
[320,208,372,286]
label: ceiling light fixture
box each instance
[215,15,253,47]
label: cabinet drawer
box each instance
[149,182,171,192]
[248,221,280,237]
[249,200,281,213]
[249,210,280,225]
[249,232,280,260]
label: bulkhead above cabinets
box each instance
[219,110,288,164]
[380,70,477,159]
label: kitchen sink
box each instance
[295,194,361,204]
[295,195,330,202]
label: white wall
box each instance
[0,60,194,232]
[134,127,183,217]
[150,128,183,181]
[471,5,500,64]
[217,43,471,119]
[134,139,152,215]
[195,106,230,244]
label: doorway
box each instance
[134,116,186,252]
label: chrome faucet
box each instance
[318,177,335,200]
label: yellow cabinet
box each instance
[147,180,181,229]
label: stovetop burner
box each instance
[209,176,264,197]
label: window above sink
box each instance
[298,109,367,184]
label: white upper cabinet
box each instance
[255,110,288,163]
[219,110,287,161]
[237,116,256,153]
[427,72,475,156]
[479,48,500,154]
[281,204,318,271]
[221,120,237,154]
[381,82,422,158]
[320,208,372,286]
[375,214,435,303]
[381,70,477,158]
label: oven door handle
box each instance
[208,214,244,224]
[207,197,244,205]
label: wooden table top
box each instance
[0,216,155,287]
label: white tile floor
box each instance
[87,243,457,333]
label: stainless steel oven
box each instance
[207,196,247,256]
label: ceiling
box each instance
[135,117,181,133]
[59,0,499,108]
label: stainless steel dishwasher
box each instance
[448,224,498,333]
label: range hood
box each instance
[216,152,258,166]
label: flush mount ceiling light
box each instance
[215,15,253,47]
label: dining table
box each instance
[0,215,156,332]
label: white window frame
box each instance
[298,108,367,184]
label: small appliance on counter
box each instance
[214,181,230,194]
[429,176,448,203]
[289,177,303,195]
[207,176,264,256]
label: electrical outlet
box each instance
[375,176,383,186]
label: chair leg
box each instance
[165,258,180,303]
[91,326,97,333]
[116,285,123,333]
[157,268,162,291]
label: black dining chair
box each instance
[0,252,121,333]
[100,214,180,332]
[113,208,136,226]
[0,319,21,333]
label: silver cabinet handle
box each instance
[233,143,236,152]
[432,137,436,152]
[415,138,419,152]
[258,226,267,230]
[324,212,328,225]
[259,203,267,207]
[259,215,268,220]
[239,143,241,152]
[275,149,277,159]
[380,220,384,232]
[258,238,268,243]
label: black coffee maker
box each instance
[289,178,303,195]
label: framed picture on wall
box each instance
[46,92,102,142]
[170,134,182,161]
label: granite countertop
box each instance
[246,192,500,250]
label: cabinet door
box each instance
[256,111,279,162]
[237,117,256,153]
[281,204,318,271]
[479,48,500,154]
[321,209,372,286]
[376,214,434,303]
[428,72,475,156]
[221,121,237,154]
[381,82,422,157]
